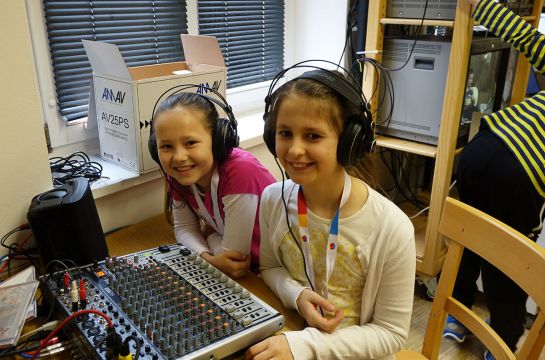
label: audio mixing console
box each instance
[42,244,285,359]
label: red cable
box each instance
[30,309,113,359]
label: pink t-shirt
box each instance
[171,148,275,270]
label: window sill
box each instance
[88,110,266,199]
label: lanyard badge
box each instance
[191,168,224,235]
[296,172,351,298]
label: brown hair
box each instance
[154,92,219,131]
[270,76,377,187]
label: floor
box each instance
[405,283,545,359]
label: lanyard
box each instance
[191,168,224,235]
[296,171,351,298]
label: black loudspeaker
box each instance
[27,177,109,266]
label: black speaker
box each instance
[27,177,109,266]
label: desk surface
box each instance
[12,215,303,359]
[106,214,304,333]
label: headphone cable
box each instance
[274,157,325,318]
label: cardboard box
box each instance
[83,35,226,173]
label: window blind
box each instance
[197,0,284,88]
[43,0,188,122]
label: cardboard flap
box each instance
[181,35,225,68]
[82,40,132,81]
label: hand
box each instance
[296,289,344,333]
[201,250,250,278]
[245,335,293,360]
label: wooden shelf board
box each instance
[380,18,454,27]
[380,16,534,28]
[375,135,437,158]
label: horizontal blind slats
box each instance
[197,0,284,89]
[44,0,187,121]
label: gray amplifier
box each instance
[387,0,457,20]
[377,38,452,145]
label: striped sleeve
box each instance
[474,0,545,72]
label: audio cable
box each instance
[30,309,113,359]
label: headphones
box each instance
[263,61,375,167]
[148,84,239,165]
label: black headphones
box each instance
[263,61,375,167]
[148,84,239,165]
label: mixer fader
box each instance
[42,244,285,359]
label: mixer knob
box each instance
[152,330,160,345]
[225,304,235,313]
[223,322,232,335]
[241,290,250,299]
[233,310,243,320]
[242,316,253,326]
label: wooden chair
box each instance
[397,197,545,360]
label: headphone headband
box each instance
[148,83,239,166]
[151,84,232,121]
[297,70,365,113]
[263,60,375,166]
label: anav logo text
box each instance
[102,88,126,104]
[196,80,222,94]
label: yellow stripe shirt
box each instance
[474,0,545,198]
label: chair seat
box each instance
[395,349,429,360]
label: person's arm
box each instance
[200,193,257,278]
[220,193,259,253]
[283,219,416,359]
[172,202,209,255]
[472,0,545,73]
[258,187,309,311]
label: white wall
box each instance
[0,0,347,257]
[0,1,53,254]
[289,0,348,64]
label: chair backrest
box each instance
[421,197,545,360]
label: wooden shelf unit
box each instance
[365,0,543,277]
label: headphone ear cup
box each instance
[148,123,161,165]
[337,115,367,167]
[263,113,276,156]
[213,117,239,163]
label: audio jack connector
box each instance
[70,280,79,312]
